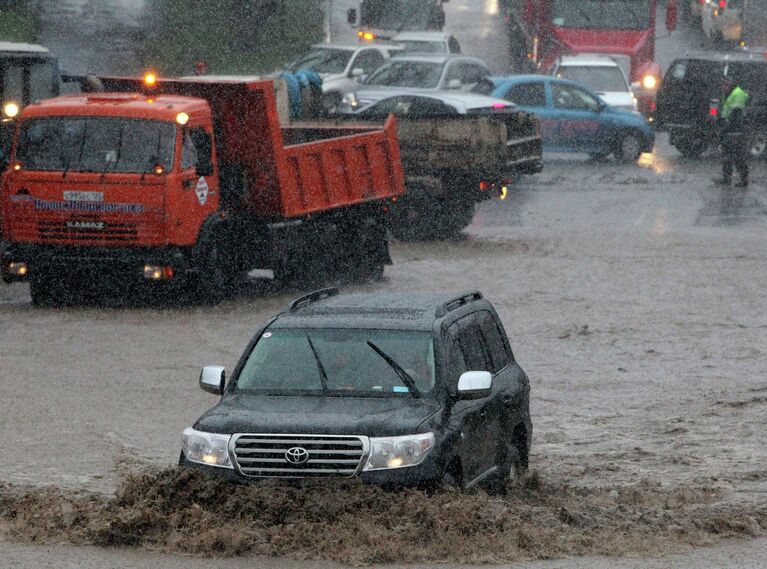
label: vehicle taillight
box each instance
[719,0,726,8]
[709,106,718,117]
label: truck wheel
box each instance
[614,132,643,163]
[749,132,767,159]
[675,139,707,159]
[197,243,225,305]
[29,274,58,307]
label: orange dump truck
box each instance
[0,77,405,304]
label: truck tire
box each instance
[29,274,58,307]
[675,139,707,159]
[614,132,644,163]
[196,243,225,305]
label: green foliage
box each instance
[0,1,39,42]
[141,0,325,75]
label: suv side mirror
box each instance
[447,78,462,90]
[200,365,226,395]
[350,67,365,78]
[457,371,492,400]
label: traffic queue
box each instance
[1,0,765,307]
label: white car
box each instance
[701,0,744,43]
[551,54,638,113]
[286,43,402,97]
[340,54,491,112]
[391,31,461,54]
[338,91,516,117]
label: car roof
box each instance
[389,53,482,65]
[273,290,489,331]
[392,31,450,42]
[310,43,400,52]
[557,54,621,67]
[0,41,50,55]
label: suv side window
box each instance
[476,311,510,373]
[455,317,490,372]
[446,336,468,390]
[461,64,488,85]
[552,83,599,111]
[505,82,547,107]
[354,50,385,74]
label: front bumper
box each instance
[1,242,193,283]
[179,448,443,488]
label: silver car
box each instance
[340,54,491,112]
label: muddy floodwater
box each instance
[1,137,767,566]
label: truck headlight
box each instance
[341,92,359,109]
[641,74,658,91]
[363,432,434,471]
[181,427,233,469]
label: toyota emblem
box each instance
[285,447,309,464]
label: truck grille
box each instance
[231,434,369,478]
[37,220,138,242]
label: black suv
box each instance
[655,51,767,159]
[180,288,532,491]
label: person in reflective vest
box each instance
[716,76,750,188]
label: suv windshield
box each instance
[363,60,443,88]
[557,66,628,92]
[236,328,436,396]
[287,48,353,74]
[551,0,651,31]
[16,117,176,173]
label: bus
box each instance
[1,42,60,120]
[347,0,447,42]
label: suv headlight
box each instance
[363,432,434,471]
[341,92,359,108]
[181,427,233,469]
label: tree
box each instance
[141,0,324,75]
[0,0,41,42]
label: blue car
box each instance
[491,75,654,163]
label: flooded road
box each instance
[1,135,766,565]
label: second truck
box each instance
[0,76,405,305]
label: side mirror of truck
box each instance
[200,365,226,395]
[447,79,462,90]
[665,0,678,32]
[196,160,213,177]
[457,371,492,400]
[350,67,366,79]
[347,8,358,25]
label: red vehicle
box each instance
[504,0,679,115]
[0,76,405,305]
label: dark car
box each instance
[654,51,767,159]
[180,288,532,492]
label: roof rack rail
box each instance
[286,287,339,312]
[437,290,483,317]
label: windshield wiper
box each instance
[306,335,329,393]
[366,340,420,397]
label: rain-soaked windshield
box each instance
[398,40,447,54]
[360,0,442,31]
[557,66,628,92]
[363,60,443,88]
[551,0,651,31]
[287,47,353,74]
[236,328,436,396]
[16,117,176,173]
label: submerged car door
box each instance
[447,316,502,485]
[549,81,605,152]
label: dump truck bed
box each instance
[317,111,543,179]
[97,77,406,219]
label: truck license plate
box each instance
[63,191,103,202]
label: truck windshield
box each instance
[360,0,443,32]
[236,328,436,396]
[363,61,443,88]
[16,117,176,173]
[557,66,628,92]
[551,0,651,31]
[287,48,353,74]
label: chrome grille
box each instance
[231,434,369,478]
[37,219,138,242]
